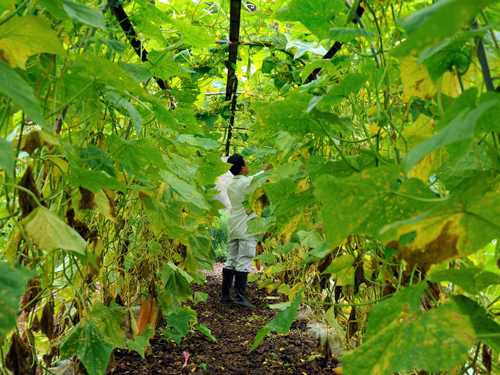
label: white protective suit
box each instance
[225,171,264,272]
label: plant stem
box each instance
[313,119,361,172]
[303,294,391,307]
[45,80,95,119]
[0,0,29,27]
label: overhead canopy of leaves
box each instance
[329,28,378,42]
[167,17,215,48]
[145,50,191,80]
[1,0,500,373]
[274,0,346,40]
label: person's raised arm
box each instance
[244,163,273,194]
[249,163,273,179]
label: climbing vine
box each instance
[0,0,500,374]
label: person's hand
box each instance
[263,163,273,171]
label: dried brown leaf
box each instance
[483,344,492,373]
[66,208,75,227]
[144,345,155,367]
[20,131,41,154]
[74,358,89,375]
[41,302,54,341]
[6,333,31,375]
[21,276,41,313]
[105,352,116,374]
[19,166,44,218]
[42,345,59,367]
[53,304,67,339]
[78,187,97,210]
[73,221,91,241]
[354,254,368,295]
[30,315,41,333]
[382,283,396,297]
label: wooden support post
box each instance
[472,20,500,143]
[305,2,366,83]
[112,4,169,91]
[224,0,243,156]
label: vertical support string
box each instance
[224,0,243,156]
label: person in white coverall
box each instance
[220,154,273,308]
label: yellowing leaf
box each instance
[51,158,69,181]
[382,177,500,267]
[396,114,439,182]
[265,283,277,294]
[277,214,306,244]
[0,16,66,69]
[396,115,435,156]
[249,186,267,218]
[26,207,87,255]
[93,239,104,257]
[400,56,461,103]
[97,134,107,150]
[295,176,310,194]
[63,34,71,46]
[300,147,310,158]
[95,190,118,223]
[400,57,436,102]
[60,303,126,375]
[288,282,304,300]
[17,130,60,155]
[277,283,291,295]
[3,227,21,263]
[408,153,440,183]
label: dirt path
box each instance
[113,267,338,374]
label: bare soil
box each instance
[113,265,338,374]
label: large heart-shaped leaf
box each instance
[26,207,87,255]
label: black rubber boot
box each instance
[219,268,235,303]
[232,271,255,308]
